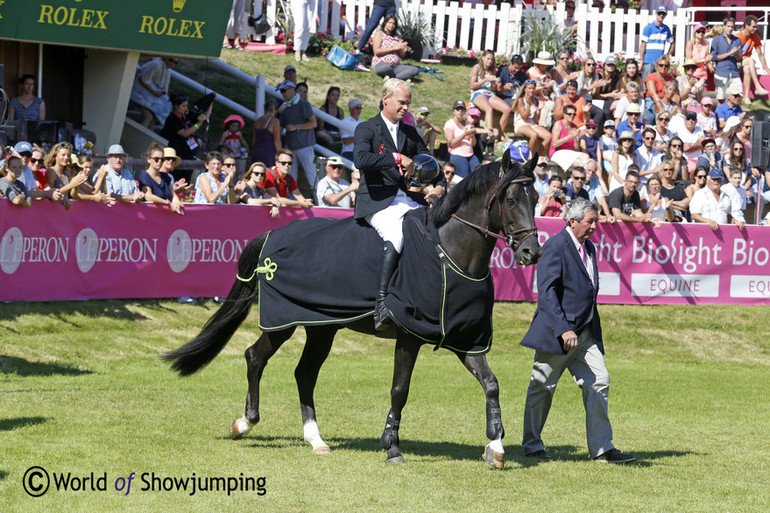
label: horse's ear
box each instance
[502,144,511,171]
[525,152,539,174]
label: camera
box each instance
[553,189,563,198]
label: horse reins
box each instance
[450,175,538,250]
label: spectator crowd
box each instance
[3,6,770,232]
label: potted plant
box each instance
[520,10,580,64]
[398,10,435,61]
[438,47,479,67]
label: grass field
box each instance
[1,300,768,512]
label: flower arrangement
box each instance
[275,27,368,57]
[437,46,478,59]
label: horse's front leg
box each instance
[381,334,421,464]
[230,329,294,439]
[459,353,505,469]
[296,326,337,455]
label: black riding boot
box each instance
[374,242,400,331]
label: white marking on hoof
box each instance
[482,444,504,469]
[488,438,504,454]
[303,420,329,452]
[230,416,253,439]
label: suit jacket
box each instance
[520,227,603,355]
[353,113,429,219]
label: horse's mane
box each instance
[429,159,531,227]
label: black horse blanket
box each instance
[256,209,494,355]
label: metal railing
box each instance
[171,59,356,170]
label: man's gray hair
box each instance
[382,78,411,98]
[626,81,640,92]
[566,197,599,223]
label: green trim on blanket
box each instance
[438,244,490,282]
[390,243,494,355]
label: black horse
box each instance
[165,151,542,469]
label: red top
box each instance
[264,167,297,198]
[645,72,667,99]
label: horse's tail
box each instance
[164,233,267,376]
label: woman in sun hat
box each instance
[527,50,557,127]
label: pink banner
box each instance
[491,218,770,305]
[2,201,769,304]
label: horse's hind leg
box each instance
[458,353,505,469]
[381,334,421,464]
[230,328,295,439]
[296,326,337,455]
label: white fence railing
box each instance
[241,1,770,63]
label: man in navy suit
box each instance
[353,78,441,330]
[520,198,635,464]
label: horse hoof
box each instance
[230,418,253,440]
[385,455,406,464]
[312,445,332,455]
[230,420,244,440]
[482,445,504,469]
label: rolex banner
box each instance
[0,0,231,57]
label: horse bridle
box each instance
[450,175,538,250]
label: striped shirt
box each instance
[641,22,674,64]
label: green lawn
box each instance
[1,301,768,511]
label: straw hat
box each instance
[162,147,181,167]
[532,51,555,66]
[618,130,636,141]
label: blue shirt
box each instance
[534,175,550,197]
[496,66,528,101]
[615,120,645,149]
[138,170,173,201]
[103,167,139,196]
[714,102,742,124]
[641,22,674,64]
[711,33,741,78]
[562,182,590,202]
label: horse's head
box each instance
[489,149,542,266]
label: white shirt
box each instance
[697,111,717,135]
[381,112,399,148]
[614,96,644,124]
[315,176,353,208]
[690,186,732,224]
[720,183,747,222]
[634,145,662,185]
[675,125,704,160]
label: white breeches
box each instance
[367,191,421,253]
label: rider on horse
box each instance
[353,78,445,331]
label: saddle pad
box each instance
[256,211,495,355]
[257,216,381,330]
